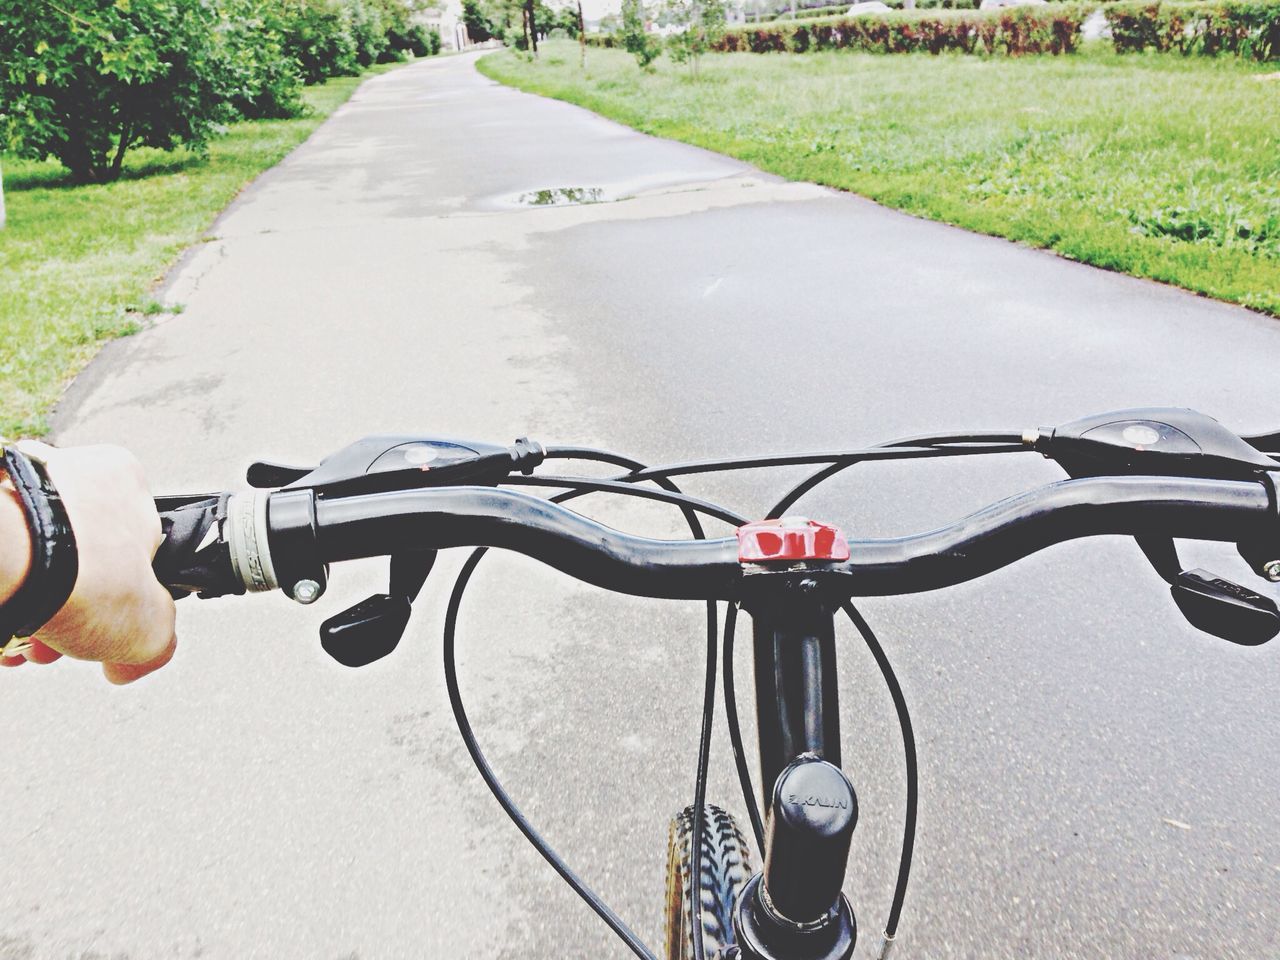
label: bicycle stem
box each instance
[734,571,859,960]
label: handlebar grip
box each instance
[153,495,245,600]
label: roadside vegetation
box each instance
[479,40,1280,317]
[0,0,437,434]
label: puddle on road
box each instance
[479,172,754,212]
[514,186,608,207]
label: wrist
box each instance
[0,482,33,607]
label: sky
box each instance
[578,0,622,19]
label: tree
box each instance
[462,0,495,40]
[620,0,658,67]
[0,0,232,183]
[665,0,725,76]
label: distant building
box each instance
[417,0,473,51]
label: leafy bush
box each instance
[0,0,436,181]
[0,0,232,183]
[349,0,391,66]
[1106,0,1280,58]
[765,0,980,19]
[387,20,441,57]
[463,0,498,40]
[715,4,1089,54]
[276,0,362,83]
[218,0,305,119]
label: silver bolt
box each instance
[292,579,321,604]
[1264,560,1280,583]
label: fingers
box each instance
[22,638,63,664]
[103,635,176,685]
[0,638,64,668]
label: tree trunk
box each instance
[526,0,538,55]
[578,0,586,67]
[109,122,132,181]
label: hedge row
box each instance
[271,0,442,87]
[713,5,1089,54]
[1105,0,1280,58]
[0,0,441,183]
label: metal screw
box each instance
[1264,560,1280,583]
[292,579,321,604]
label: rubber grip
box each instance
[152,494,245,599]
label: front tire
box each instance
[664,804,754,960]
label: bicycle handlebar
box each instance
[153,474,1276,603]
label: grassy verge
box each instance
[0,62,405,436]
[480,42,1280,318]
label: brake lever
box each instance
[1135,534,1280,646]
[321,550,437,667]
[246,460,312,488]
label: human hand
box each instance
[0,442,177,684]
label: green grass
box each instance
[480,42,1280,318]
[0,62,404,436]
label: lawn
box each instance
[479,42,1280,318]
[0,63,402,436]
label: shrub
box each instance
[713,4,1089,55]
[349,0,391,66]
[387,20,441,57]
[0,0,232,183]
[1106,1,1280,59]
[276,0,361,83]
[763,0,981,19]
[219,0,306,119]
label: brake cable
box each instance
[843,601,918,959]
[607,438,1029,484]
[502,474,746,528]
[444,452,745,960]
[721,602,765,850]
[769,433,1029,518]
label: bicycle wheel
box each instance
[664,803,755,960]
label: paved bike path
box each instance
[3,52,1278,959]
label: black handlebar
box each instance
[153,474,1276,603]
[836,474,1272,595]
[310,476,1274,598]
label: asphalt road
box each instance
[5,52,1280,960]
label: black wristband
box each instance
[0,444,79,644]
